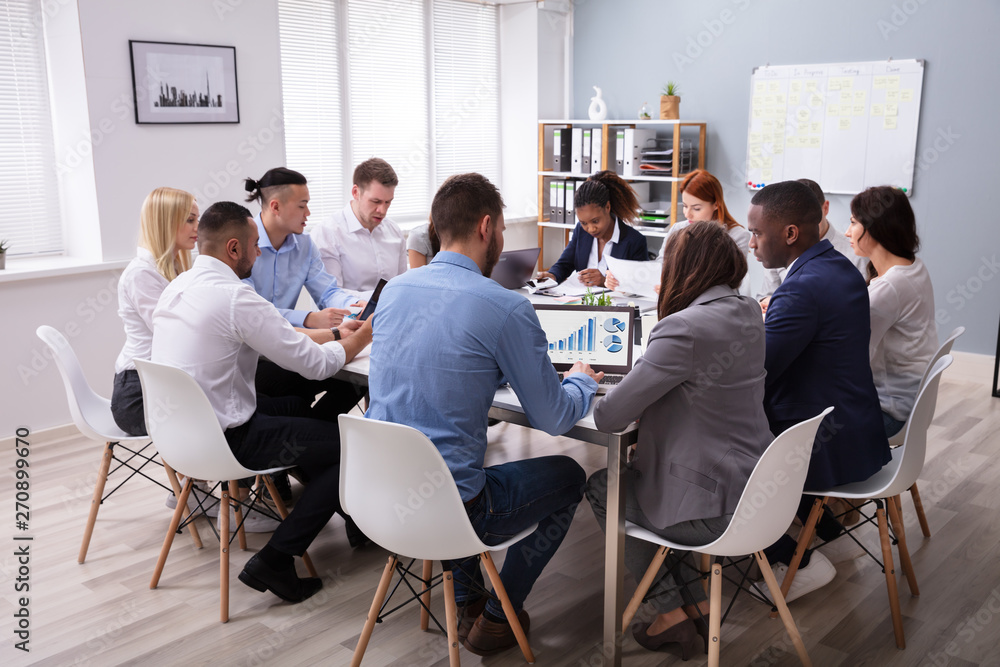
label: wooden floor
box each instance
[4,352,999,666]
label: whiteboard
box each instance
[745,59,924,195]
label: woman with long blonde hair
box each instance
[110,187,198,435]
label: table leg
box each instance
[603,435,627,666]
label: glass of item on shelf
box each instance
[638,102,652,120]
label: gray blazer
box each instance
[594,285,773,530]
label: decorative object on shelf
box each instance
[660,81,681,120]
[0,239,8,270]
[589,86,608,121]
[129,40,240,124]
[638,101,652,120]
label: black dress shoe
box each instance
[344,516,373,549]
[238,553,322,602]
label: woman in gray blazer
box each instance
[586,221,773,659]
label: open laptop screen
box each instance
[533,304,634,374]
[491,248,541,290]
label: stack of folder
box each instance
[638,140,696,175]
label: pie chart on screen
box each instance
[603,317,625,333]
[603,334,623,353]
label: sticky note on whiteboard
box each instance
[871,104,884,116]
[885,103,899,117]
[901,89,914,102]
[883,116,898,130]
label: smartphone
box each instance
[357,278,388,321]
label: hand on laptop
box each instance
[568,361,604,384]
[304,307,352,328]
[578,268,605,287]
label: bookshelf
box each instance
[536,119,707,270]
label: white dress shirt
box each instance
[656,220,750,260]
[310,203,407,292]
[587,217,621,272]
[115,247,168,374]
[152,255,347,430]
[757,221,867,299]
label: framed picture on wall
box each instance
[129,40,240,124]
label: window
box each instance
[0,0,63,256]
[278,0,500,224]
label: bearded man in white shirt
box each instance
[311,158,407,294]
[152,201,372,603]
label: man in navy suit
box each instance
[747,180,890,600]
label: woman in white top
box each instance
[605,169,749,293]
[110,187,199,435]
[846,186,937,437]
[406,220,439,268]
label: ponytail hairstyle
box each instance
[244,167,307,207]
[850,186,919,281]
[138,187,196,282]
[574,170,640,224]
[680,169,740,230]
[657,220,746,319]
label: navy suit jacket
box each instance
[764,239,890,490]
[548,219,648,283]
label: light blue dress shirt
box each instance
[245,215,357,326]
[366,251,598,501]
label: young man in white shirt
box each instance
[311,158,408,293]
[152,201,372,603]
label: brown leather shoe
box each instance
[456,596,487,644]
[463,609,530,656]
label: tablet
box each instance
[358,278,388,321]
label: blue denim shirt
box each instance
[244,215,357,326]
[366,251,597,501]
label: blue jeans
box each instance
[449,455,585,619]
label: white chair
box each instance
[134,359,317,623]
[889,326,963,537]
[779,355,953,650]
[338,413,535,666]
[621,407,833,667]
[35,325,202,563]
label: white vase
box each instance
[588,86,607,121]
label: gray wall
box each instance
[574,0,1000,355]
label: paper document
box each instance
[541,271,610,297]
[605,256,660,299]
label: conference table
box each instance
[337,347,639,666]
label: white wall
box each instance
[0,0,287,436]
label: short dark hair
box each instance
[430,173,505,245]
[244,167,307,206]
[657,221,747,318]
[751,180,822,230]
[575,170,640,224]
[353,158,398,189]
[796,178,826,208]
[850,186,919,278]
[199,201,253,244]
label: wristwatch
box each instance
[331,327,341,341]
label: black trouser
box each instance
[255,358,366,423]
[224,395,342,556]
[110,369,147,436]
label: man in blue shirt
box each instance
[367,173,603,656]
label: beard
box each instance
[482,231,501,278]
[235,254,255,280]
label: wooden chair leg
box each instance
[909,483,931,538]
[230,480,247,552]
[700,552,712,595]
[481,551,535,663]
[707,562,723,667]
[163,463,203,549]
[352,556,398,667]
[622,546,670,630]
[877,502,905,649]
[262,475,318,577]
[79,442,113,563]
[151,478,193,588]
[420,559,434,631]
[755,551,812,666]
[220,483,232,623]
[771,496,826,619]
[886,495,919,596]
[442,569,461,667]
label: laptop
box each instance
[533,304,635,394]
[490,248,541,290]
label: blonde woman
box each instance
[110,187,198,435]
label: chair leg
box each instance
[220,483,232,623]
[886,495,919,596]
[79,442,113,563]
[151,478,193,588]
[163,463,203,549]
[771,496,826,619]
[420,559,434,631]
[230,480,247,552]
[755,551,812,667]
[480,551,535,664]
[700,552,712,595]
[262,475,318,578]
[352,556,398,667]
[707,561,723,667]
[442,568,462,667]
[876,502,905,649]
[622,545,669,631]
[909,483,932,538]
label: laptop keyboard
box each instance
[558,373,625,386]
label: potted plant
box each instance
[0,240,8,270]
[660,82,681,120]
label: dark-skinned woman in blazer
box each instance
[537,170,647,287]
[586,221,773,659]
